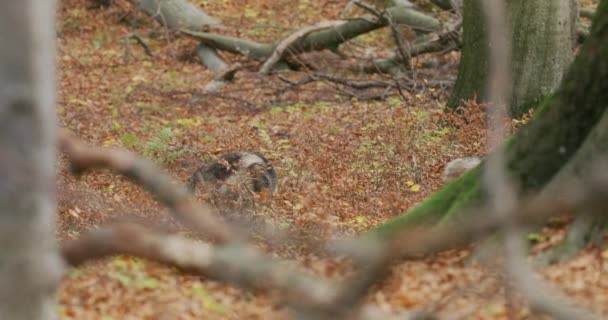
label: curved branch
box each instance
[58,130,233,242]
[363,21,462,74]
[62,223,339,308]
[183,6,440,62]
[259,21,346,75]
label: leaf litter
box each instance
[56,0,607,319]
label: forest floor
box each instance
[55,0,606,319]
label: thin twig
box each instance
[123,33,154,64]
[154,4,176,59]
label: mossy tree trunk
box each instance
[372,0,608,250]
[447,0,577,118]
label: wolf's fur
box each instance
[188,152,278,217]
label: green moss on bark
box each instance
[371,0,608,240]
[370,165,483,238]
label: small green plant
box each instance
[190,284,226,313]
[143,127,191,164]
[121,133,141,149]
[107,256,160,289]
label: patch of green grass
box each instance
[190,284,227,313]
[107,257,160,289]
[121,126,192,164]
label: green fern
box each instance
[142,127,191,164]
[144,127,173,157]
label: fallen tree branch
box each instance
[278,72,451,95]
[182,5,439,63]
[203,62,244,92]
[353,0,413,70]
[126,0,220,31]
[196,43,228,71]
[124,0,226,67]
[362,20,461,74]
[259,21,346,75]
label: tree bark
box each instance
[182,5,440,62]
[127,0,219,31]
[447,0,576,118]
[0,1,63,319]
[372,0,608,244]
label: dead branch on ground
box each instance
[203,62,244,92]
[352,0,413,70]
[120,0,440,70]
[277,72,452,99]
[362,20,462,74]
[180,4,439,65]
[259,21,346,75]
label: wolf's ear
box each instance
[265,166,278,193]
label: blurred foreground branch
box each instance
[58,129,607,319]
[58,130,233,242]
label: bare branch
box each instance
[61,223,340,309]
[259,21,346,75]
[480,0,599,318]
[362,21,462,74]
[182,6,439,62]
[203,62,244,92]
[196,43,228,71]
[58,130,234,242]
[329,156,608,318]
[123,32,154,64]
[352,0,413,69]
[58,132,347,316]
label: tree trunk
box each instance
[447,0,576,118]
[372,0,608,244]
[0,1,63,319]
